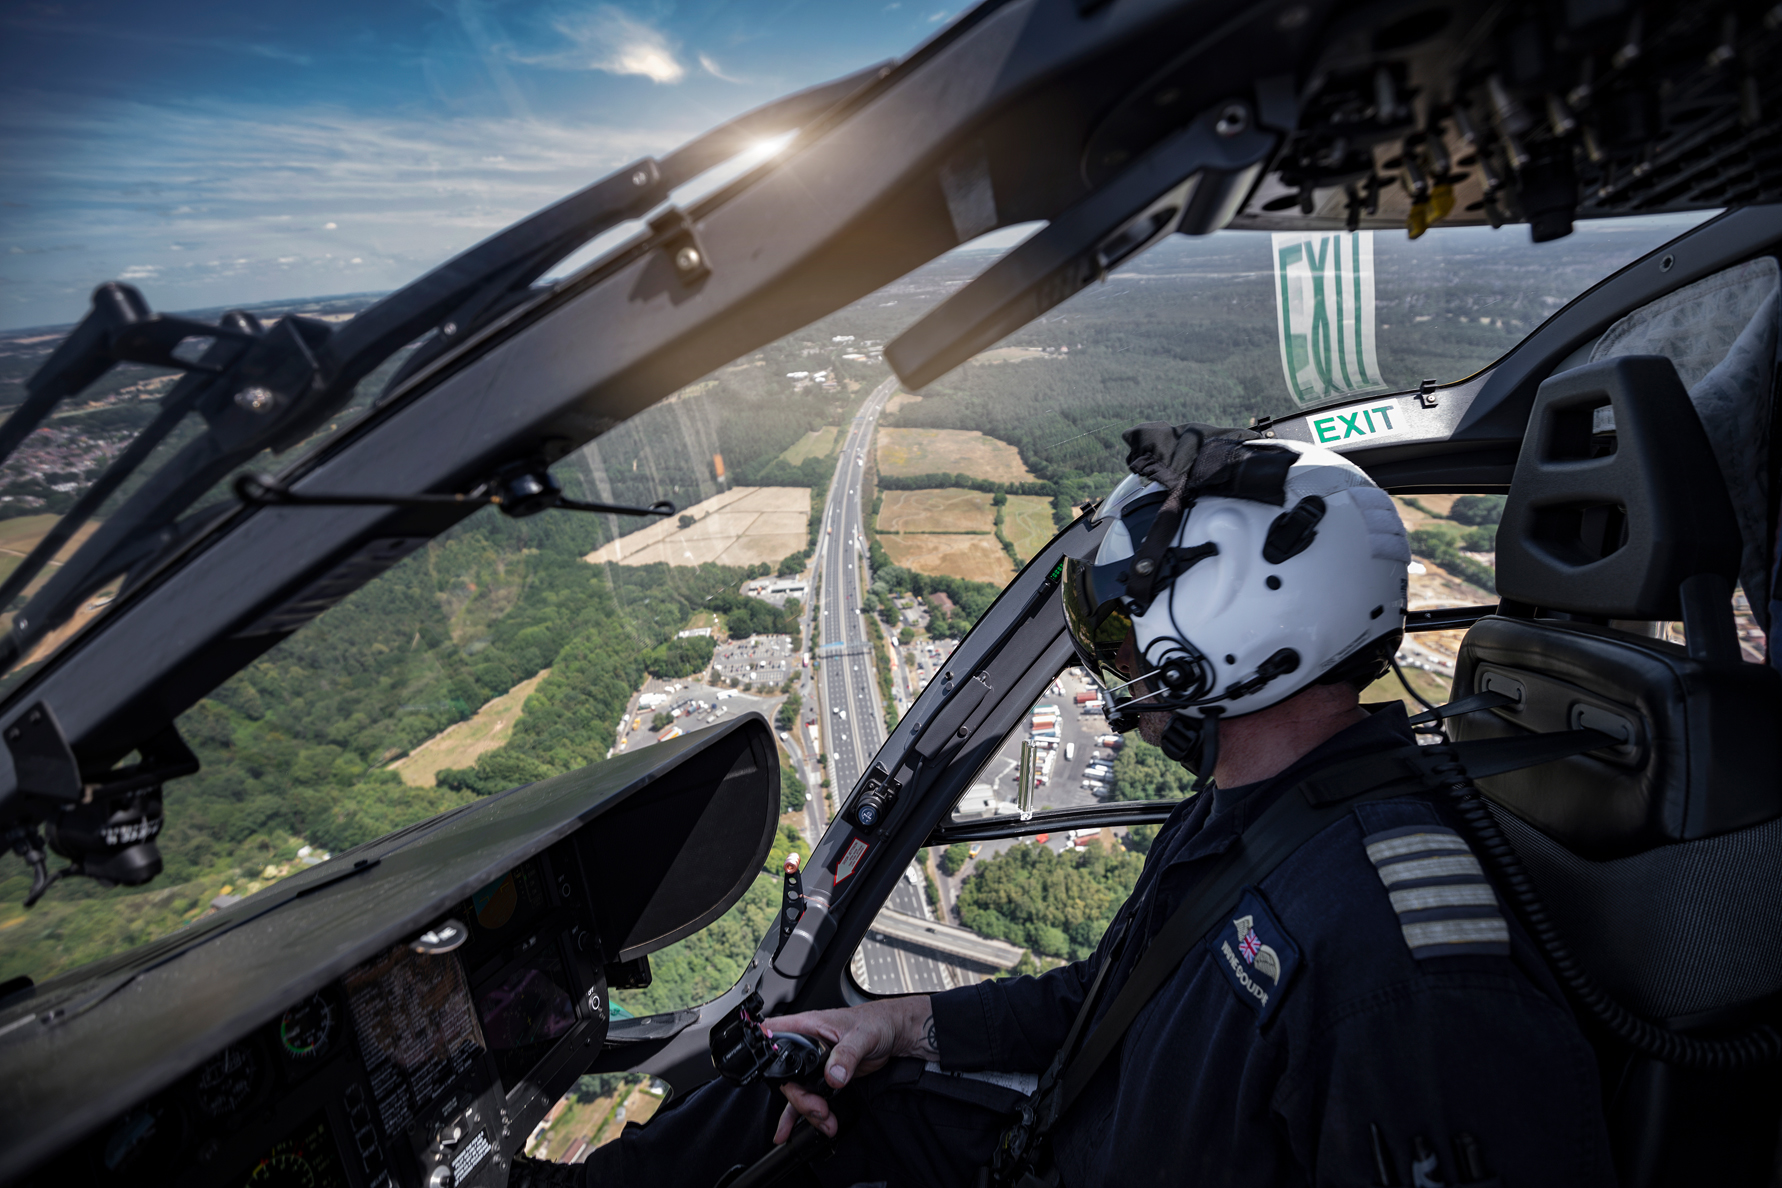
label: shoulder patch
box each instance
[1206,887,1300,1025]
[1362,824,1510,959]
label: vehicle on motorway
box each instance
[1,1,1777,1184]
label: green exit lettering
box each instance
[1312,404,1398,444]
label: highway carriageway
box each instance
[867,909,1026,971]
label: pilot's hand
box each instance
[766,994,936,1143]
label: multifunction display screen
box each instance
[342,943,488,1139]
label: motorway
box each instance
[816,376,899,802]
[854,871,957,995]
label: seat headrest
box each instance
[1496,354,1742,620]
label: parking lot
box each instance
[614,680,784,757]
[712,634,796,688]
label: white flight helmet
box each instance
[1062,440,1410,740]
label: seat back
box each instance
[1448,354,1782,1187]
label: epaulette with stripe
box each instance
[1362,825,1510,959]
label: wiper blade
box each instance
[367,61,891,398]
[1,311,336,672]
[0,60,892,679]
[0,284,255,471]
[0,312,263,618]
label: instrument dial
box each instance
[279,995,334,1060]
[194,1043,261,1118]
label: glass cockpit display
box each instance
[342,942,490,1141]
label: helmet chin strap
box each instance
[1158,707,1223,792]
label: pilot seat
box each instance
[1444,352,1782,1187]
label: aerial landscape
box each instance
[0,217,1736,1160]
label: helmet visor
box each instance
[1061,553,1156,721]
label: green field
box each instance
[876,428,1035,482]
[778,426,839,465]
[1002,495,1057,563]
[877,489,996,534]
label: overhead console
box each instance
[0,714,779,1188]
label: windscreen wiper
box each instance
[234,469,676,520]
[0,60,889,678]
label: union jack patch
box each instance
[1239,928,1263,964]
[1205,887,1300,1025]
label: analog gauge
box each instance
[279,995,334,1060]
[240,1114,349,1188]
[246,1152,319,1188]
[194,1043,261,1118]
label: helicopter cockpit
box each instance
[2,0,1780,1184]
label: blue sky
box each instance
[0,0,959,329]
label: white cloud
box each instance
[0,97,707,326]
[534,6,685,83]
[698,53,745,84]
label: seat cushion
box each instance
[1451,615,1782,858]
[1489,803,1782,1021]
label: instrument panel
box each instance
[33,840,610,1188]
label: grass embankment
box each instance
[392,669,551,786]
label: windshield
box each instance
[0,210,1719,997]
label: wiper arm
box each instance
[364,60,891,399]
[1,311,335,672]
[234,471,676,520]
[0,311,263,617]
[0,60,889,677]
[0,283,255,470]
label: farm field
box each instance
[584,486,808,568]
[877,489,995,534]
[884,392,923,415]
[1002,495,1056,562]
[0,515,104,584]
[526,1080,665,1164]
[1391,494,1462,530]
[392,669,551,787]
[876,428,1036,482]
[778,426,839,465]
[971,346,1054,365]
[879,534,1014,584]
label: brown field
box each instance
[585,487,809,568]
[885,391,923,415]
[1390,494,1461,530]
[876,428,1035,483]
[880,534,1014,584]
[877,489,995,534]
[526,1081,665,1163]
[1002,495,1056,562]
[1362,665,1452,713]
[971,347,1053,365]
[779,427,838,465]
[392,669,551,786]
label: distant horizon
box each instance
[0,228,1040,338]
[1,0,967,331]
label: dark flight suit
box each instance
[578,704,1615,1187]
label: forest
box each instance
[955,841,1146,963]
[0,478,756,981]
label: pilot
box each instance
[527,425,1614,1188]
